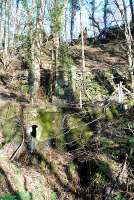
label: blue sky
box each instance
[10,0,134,40]
[75,0,132,39]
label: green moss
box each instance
[16,192,32,200]
[82,80,108,101]
[93,172,107,187]
[0,195,16,200]
[68,163,77,174]
[105,108,113,121]
[0,104,21,144]
[0,192,32,200]
[98,161,111,176]
[67,115,93,146]
[37,110,61,138]
[127,99,134,108]
[120,117,129,127]
[128,137,134,147]
[37,109,65,149]
[98,154,119,172]
[94,107,103,118]
[100,137,115,151]
[1,104,17,119]
[16,83,29,94]
[20,84,29,93]
[110,105,118,116]
[113,195,127,200]
[51,192,58,200]
[87,107,94,116]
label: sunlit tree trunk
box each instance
[13,0,20,46]
[2,0,9,67]
[80,6,85,71]
[122,0,134,92]
[79,3,86,104]
[51,0,68,99]
[0,0,3,49]
[60,0,68,41]
[114,0,134,92]
[65,8,68,41]
[30,0,46,104]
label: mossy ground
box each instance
[0,103,22,147]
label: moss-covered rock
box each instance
[105,108,113,121]
[110,104,119,116]
[67,115,93,146]
[100,137,118,152]
[127,99,134,108]
[36,109,65,150]
[0,103,21,145]
[98,154,119,179]
[94,106,103,118]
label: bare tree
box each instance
[87,0,101,35]
[114,0,134,92]
[70,0,80,41]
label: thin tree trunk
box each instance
[122,0,134,92]
[13,0,20,46]
[129,0,134,23]
[115,0,134,92]
[91,0,95,38]
[71,10,75,41]
[104,0,108,30]
[0,0,3,49]
[65,9,68,41]
[2,0,9,68]
[79,4,85,102]
[80,7,85,71]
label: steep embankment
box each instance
[0,41,134,199]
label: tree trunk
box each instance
[80,7,85,71]
[104,0,108,30]
[91,0,95,38]
[122,0,134,92]
[115,0,134,92]
[13,0,20,46]
[51,0,68,99]
[129,0,134,23]
[71,9,75,41]
[0,0,3,49]
[3,0,9,68]
[30,0,46,104]
[70,0,78,41]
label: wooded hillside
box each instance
[0,0,134,200]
